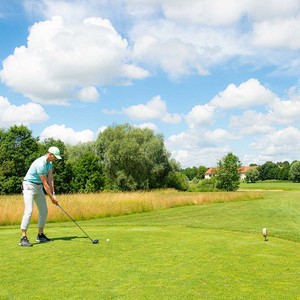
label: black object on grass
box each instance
[57,204,99,244]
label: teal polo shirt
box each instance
[24,155,52,184]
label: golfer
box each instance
[19,146,61,247]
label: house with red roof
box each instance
[204,166,257,180]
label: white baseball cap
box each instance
[48,146,62,159]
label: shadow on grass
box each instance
[52,236,79,241]
[32,236,80,245]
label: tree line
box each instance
[0,124,182,195]
[182,160,300,183]
[1,124,300,195]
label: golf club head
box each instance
[92,239,99,244]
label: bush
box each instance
[289,161,300,182]
[188,177,219,192]
[167,172,189,191]
[245,168,259,183]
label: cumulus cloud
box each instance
[268,97,300,124]
[185,104,215,128]
[166,129,231,167]
[132,33,210,79]
[0,15,149,105]
[203,128,238,143]
[0,96,48,127]
[131,20,245,79]
[19,0,300,83]
[210,78,277,109]
[230,110,274,135]
[250,127,300,162]
[162,0,246,26]
[168,77,298,167]
[161,0,300,25]
[40,124,95,145]
[123,95,181,124]
[246,0,300,21]
[251,17,300,49]
[77,86,99,102]
[128,0,300,78]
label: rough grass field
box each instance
[0,187,299,299]
[0,189,262,226]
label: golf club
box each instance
[57,204,99,244]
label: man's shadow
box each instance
[52,236,79,241]
[33,236,79,245]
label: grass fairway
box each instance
[1,191,299,299]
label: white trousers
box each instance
[21,181,48,230]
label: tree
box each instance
[96,124,172,191]
[197,177,218,192]
[182,166,199,180]
[66,142,97,163]
[277,161,290,180]
[182,165,207,180]
[289,161,300,182]
[167,172,189,191]
[215,152,241,191]
[198,166,207,179]
[245,168,260,183]
[258,161,279,180]
[70,152,105,193]
[0,125,39,194]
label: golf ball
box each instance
[106,239,110,242]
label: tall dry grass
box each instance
[0,190,263,226]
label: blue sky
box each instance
[1,0,300,168]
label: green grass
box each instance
[239,180,300,191]
[0,190,299,299]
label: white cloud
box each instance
[0,15,149,105]
[162,0,246,26]
[40,124,95,145]
[162,113,182,124]
[210,78,277,109]
[268,97,300,124]
[127,0,300,78]
[246,0,300,22]
[230,110,274,135]
[132,33,209,79]
[173,76,300,167]
[251,17,300,49]
[123,95,181,124]
[166,129,231,167]
[124,0,161,18]
[20,0,300,83]
[131,20,245,79]
[185,104,215,128]
[77,86,99,102]
[0,96,48,127]
[124,95,165,119]
[250,127,300,161]
[161,0,300,25]
[204,128,238,143]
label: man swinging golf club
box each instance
[19,146,61,247]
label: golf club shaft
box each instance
[57,204,94,242]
